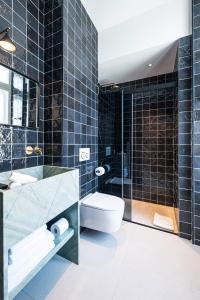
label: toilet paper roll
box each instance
[95,167,105,176]
[50,218,69,238]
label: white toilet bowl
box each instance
[80,192,125,233]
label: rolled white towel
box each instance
[51,218,69,238]
[9,230,55,265]
[9,172,38,185]
[8,225,47,258]
[8,240,55,292]
[8,232,55,272]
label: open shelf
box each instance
[9,228,74,300]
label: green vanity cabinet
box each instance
[0,166,80,300]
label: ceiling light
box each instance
[0,27,16,53]
[148,63,153,68]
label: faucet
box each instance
[25,146,43,156]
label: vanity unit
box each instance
[0,166,79,300]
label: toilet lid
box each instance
[81,192,124,211]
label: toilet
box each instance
[80,192,125,233]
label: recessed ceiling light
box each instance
[148,63,153,68]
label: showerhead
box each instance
[100,83,121,92]
[112,85,120,91]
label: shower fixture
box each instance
[100,83,121,92]
[112,85,120,91]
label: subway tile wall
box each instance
[193,0,200,245]
[0,0,44,171]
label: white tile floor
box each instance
[15,221,200,300]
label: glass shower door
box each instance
[122,91,133,220]
[122,78,179,232]
[98,90,123,198]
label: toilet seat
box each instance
[80,192,125,233]
[81,192,124,211]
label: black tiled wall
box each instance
[98,91,123,197]
[0,0,98,199]
[0,0,44,171]
[63,0,98,198]
[43,0,63,165]
[178,35,192,240]
[44,0,98,198]
[122,74,178,207]
[193,0,200,245]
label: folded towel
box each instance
[9,230,55,265]
[8,241,55,292]
[8,225,47,257]
[9,172,38,185]
[9,182,22,190]
[153,213,174,231]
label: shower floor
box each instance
[124,199,178,234]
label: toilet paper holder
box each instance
[95,164,111,177]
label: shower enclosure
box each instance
[98,73,179,233]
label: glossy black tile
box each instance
[0,0,44,172]
[193,4,200,244]
[99,73,178,206]
[13,12,26,35]
[13,0,26,20]
[43,0,98,198]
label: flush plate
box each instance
[79,148,90,162]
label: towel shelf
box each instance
[0,166,80,300]
[9,228,74,300]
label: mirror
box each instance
[0,64,39,128]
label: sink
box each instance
[0,165,75,184]
[0,166,79,249]
[0,165,80,300]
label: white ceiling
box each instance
[81,0,169,32]
[81,0,192,84]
